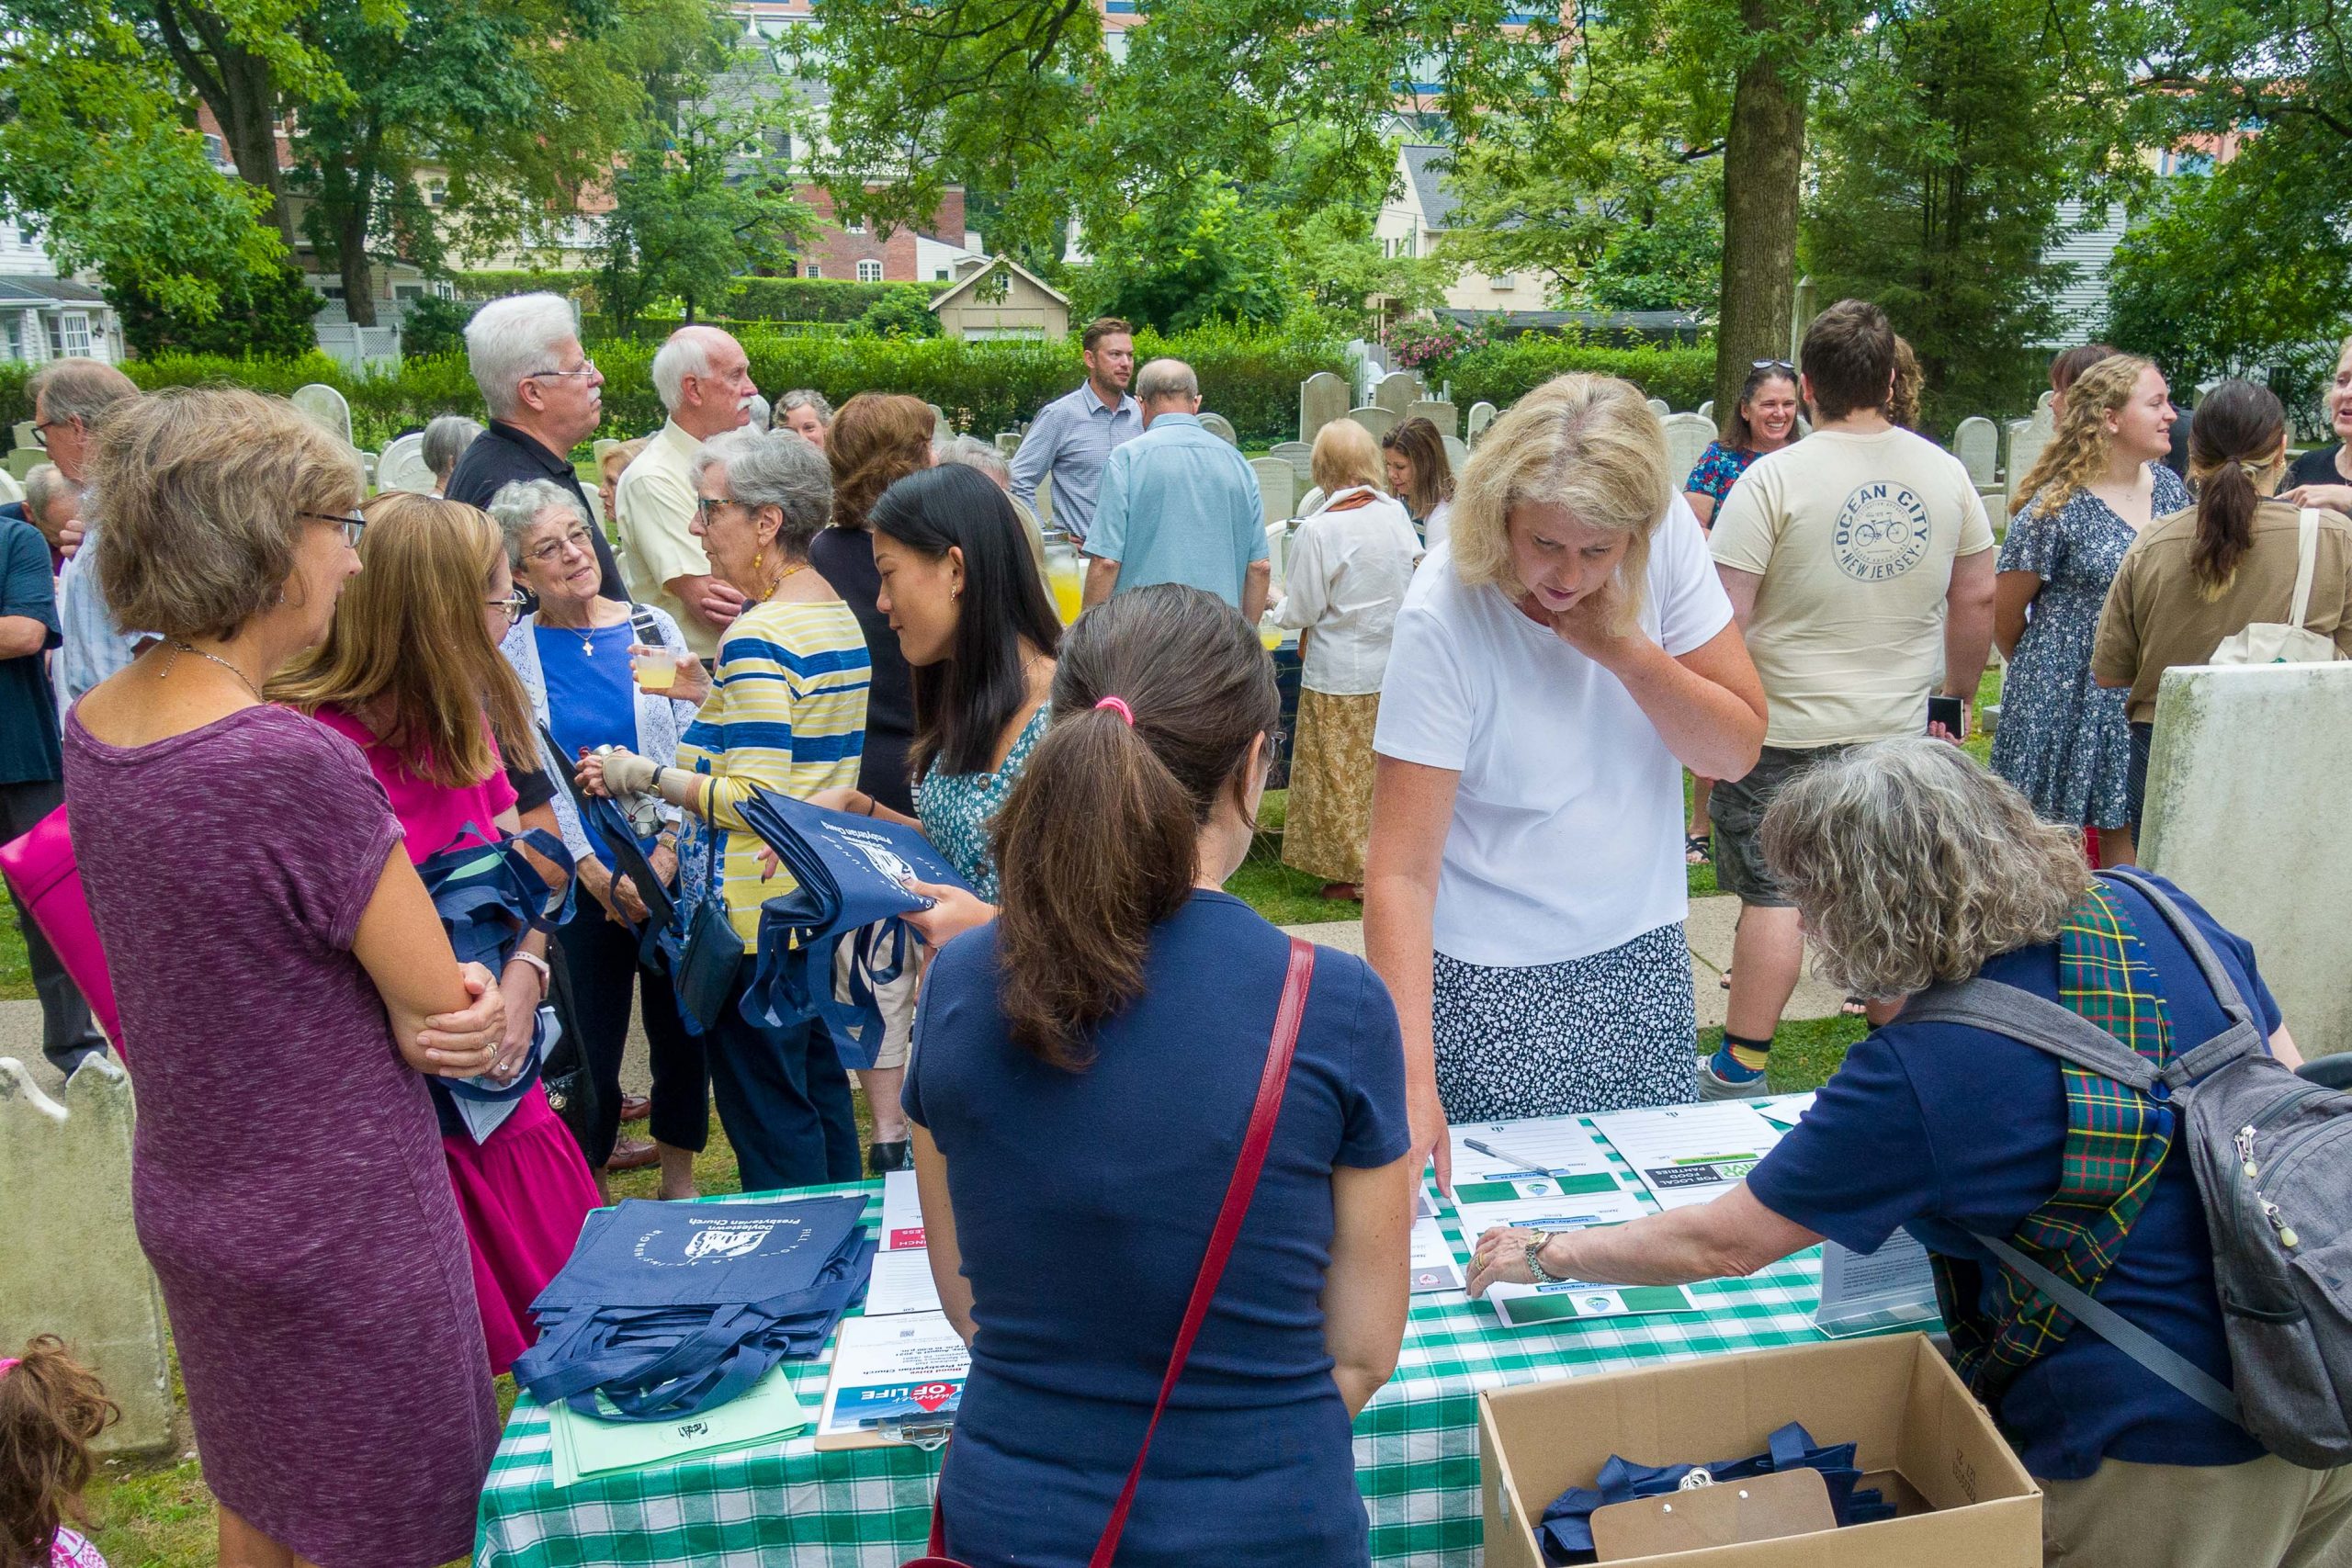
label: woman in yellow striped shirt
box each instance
[580,426,871,1191]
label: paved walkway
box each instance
[0,895,1849,1100]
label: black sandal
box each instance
[1685,834,1713,865]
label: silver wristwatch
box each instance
[1525,1230,1567,1285]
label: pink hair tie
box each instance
[1094,696,1135,727]
[0,1358,18,1381]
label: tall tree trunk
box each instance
[337,195,378,327]
[148,1,295,244]
[1714,0,1809,414]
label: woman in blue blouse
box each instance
[908,584,1414,1567]
[1467,740,2335,1568]
[492,479,705,1196]
[808,464,1060,901]
[1681,361,1801,529]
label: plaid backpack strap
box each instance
[1950,880,2180,1396]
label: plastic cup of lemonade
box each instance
[632,649,677,692]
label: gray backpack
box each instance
[1901,866,2352,1470]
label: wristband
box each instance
[504,950,552,997]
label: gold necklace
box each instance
[167,639,263,703]
[762,561,810,602]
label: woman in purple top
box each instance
[62,389,506,1568]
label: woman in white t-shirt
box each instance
[1274,418,1425,900]
[1364,374,1768,1183]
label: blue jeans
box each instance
[703,960,861,1193]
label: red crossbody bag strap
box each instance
[915,937,1317,1568]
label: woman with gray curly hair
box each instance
[577,427,873,1192]
[1466,739,2335,1568]
[489,477,703,1194]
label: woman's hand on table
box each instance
[407,962,507,1079]
[1465,1226,1551,1298]
[901,878,996,948]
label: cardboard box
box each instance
[1480,1333,2041,1567]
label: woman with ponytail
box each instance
[1991,354,2186,864]
[903,583,1413,1568]
[2094,378,2352,830]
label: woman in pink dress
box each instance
[275,491,602,1375]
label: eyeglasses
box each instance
[301,510,368,547]
[1752,358,1796,372]
[525,526,595,565]
[28,417,61,449]
[695,495,748,525]
[487,588,530,625]
[526,359,598,382]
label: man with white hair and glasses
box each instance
[444,292,624,599]
[616,324,761,658]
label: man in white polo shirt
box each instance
[616,325,761,658]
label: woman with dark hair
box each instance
[2049,342,2119,423]
[2095,379,2352,831]
[808,463,1061,900]
[906,584,1413,1567]
[812,392,937,818]
[1380,415,1455,547]
[1681,361,1800,529]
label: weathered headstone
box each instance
[1270,440,1316,495]
[1465,401,1498,445]
[1196,411,1239,446]
[1697,400,1714,426]
[1952,417,1999,490]
[929,403,952,444]
[373,432,434,495]
[1346,405,1400,442]
[0,1055,171,1454]
[2143,662,2352,1059]
[1249,457,1295,524]
[1659,412,1717,489]
[290,383,355,446]
[1406,400,1458,437]
[1298,373,1350,446]
[994,431,1023,459]
[1442,434,1470,474]
[2006,403,2056,513]
[1373,372,1421,416]
[1645,396,1671,418]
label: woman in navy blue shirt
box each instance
[905,583,1415,1567]
[1465,739,2343,1568]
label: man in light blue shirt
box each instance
[1081,358,1270,619]
[1009,317,1140,545]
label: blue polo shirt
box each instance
[1086,413,1268,608]
[0,513,62,785]
[1747,872,2278,1481]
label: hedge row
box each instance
[451,271,949,326]
[0,325,1351,451]
[1442,336,1719,414]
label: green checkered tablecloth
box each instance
[475,1120,1860,1567]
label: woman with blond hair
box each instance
[1993,353,2186,864]
[1469,739,2335,1568]
[1275,418,1422,901]
[274,490,602,1376]
[813,392,935,818]
[69,389,503,1567]
[1365,375,1766,1181]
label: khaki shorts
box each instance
[833,925,915,1072]
[1709,744,1851,908]
[2042,1452,2352,1568]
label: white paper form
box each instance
[1409,1214,1465,1293]
[879,1168,925,1251]
[1754,1092,1817,1130]
[1447,1115,1631,1212]
[862,1245,943,1317]
[1446,1182,1697,1326]
[1590,1102,1784,1211]
[815,1311,970,1447]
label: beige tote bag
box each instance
[2211,508,2344,666]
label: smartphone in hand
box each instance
[1927,694,1969,740]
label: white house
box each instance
[0,276,122,366]
[1378,144,1524,314]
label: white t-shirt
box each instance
[1374,496,1734,966]
[1421,497,1453,552]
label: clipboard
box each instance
[539,721,678,945]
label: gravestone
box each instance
[290,383,354,446]
[1346,405,1400,442]
[1249,457,1295,524]
[1197,411,1239,446]
[1697,400,1714,425]
[994,431,1022,459]
[1270,440,1315,495]
[1659,412,1717,489]
[1466,401,1498,445]
[1406,400,1458,438]
[1298,373,1350,446]
[2142,662,2352,1059]
[1373,372,1421,416]
[929,403,952,444]
[1442,434,1470,474]
[373,432,434,495]
[0,1055,172,1454]
[0,467,21,504]
[2006,403,2056,513]
[1952,417,1999,490]
[1645,396,1671,418]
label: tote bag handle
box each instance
[908,937,1317,1568]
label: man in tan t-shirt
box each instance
[616,325,761,659]
[1702,298,1996,1097]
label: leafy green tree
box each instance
[856,288,942,339]
[114,262,323,357]
[1800,0,2143,427]
[1072,177,1298,334]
